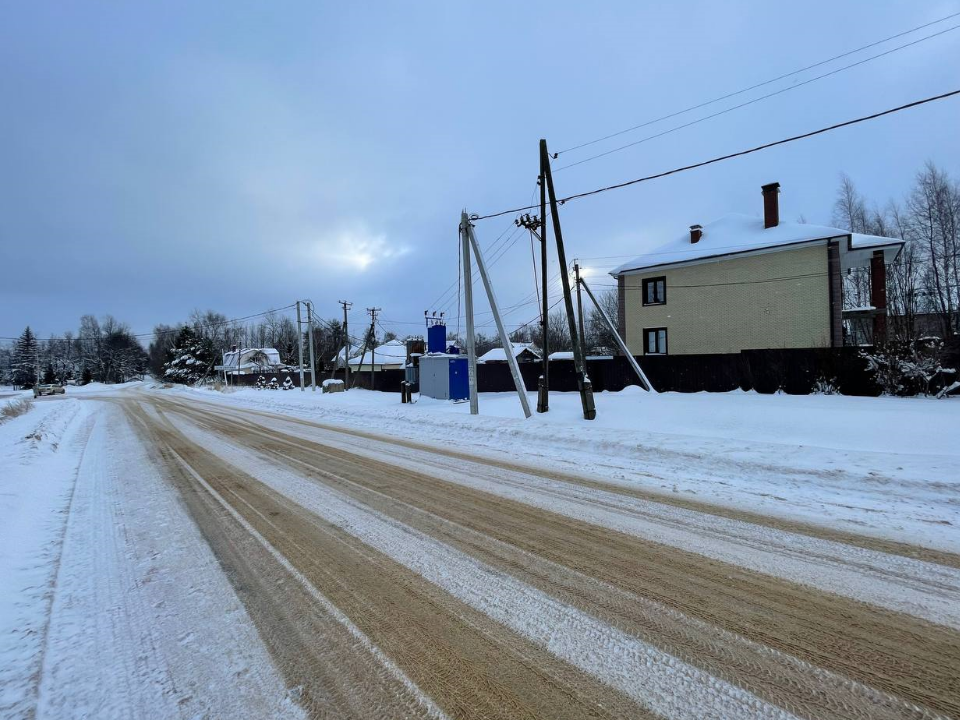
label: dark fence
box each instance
[311,347,885,396]
[476,348,881,396]
[324,368,407,393]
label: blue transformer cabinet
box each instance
[419,353,470,401]
[448,357,468,401]
[427,323,446,354]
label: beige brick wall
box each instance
[620,244,831,355]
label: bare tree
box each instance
[833,174,875,309]
[906,162,959,337]
[585,289,620,353]
[884,201,924,340]
[537,308,571,352]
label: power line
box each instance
[438,223,528,315]
[555,23,960,172]
[473,88,960,221]
[555,11,960,156]
[426,217,516,312]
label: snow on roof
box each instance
[548,351,613,361]
[477,343,541,363]
[347,339,408,366]
[610,214,903,275]
[222,347,281,365]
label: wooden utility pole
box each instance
[464,212,532,419]
[306,300,317,391]
[366,307,381,390]
[574,262,589,366]
[295,300,305,391]
[539,161,549,412]
[461,212,479,415]
[518,208,549,413]
[540,138,596,420]
[339,300,352,390]
[352,335,369,389]
[579,275,655,392]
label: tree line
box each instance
[833,162,959,340]
[0,316,148,389]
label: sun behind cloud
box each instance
[317,223,410,272]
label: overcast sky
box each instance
[2,1,959,342]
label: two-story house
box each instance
[611,183,903,356]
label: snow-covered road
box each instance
[2,384,958,719]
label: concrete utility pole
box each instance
[541,138,596,420]
[464,212,532,419]
[339,300,352,390]
[296,300,305,391]
[579,275,655,392]
[366,307,381,390]
[461,213,478,415]
[306,300,317,391]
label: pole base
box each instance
[582,378,597,420]
[536,377,549,413]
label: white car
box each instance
[33,384,65,397]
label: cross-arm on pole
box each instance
[465,214,532,419]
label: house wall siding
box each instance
[620,244,831,355]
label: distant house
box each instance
[478,343,541,364]
[610,183,903,356]
[548,351,613,361]
[218,347,282,375]
[349,339,409,372]
[329,346,355,369]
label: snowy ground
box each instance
[173,383,960,553]
[0,392,302,720]
[1,382,957,719]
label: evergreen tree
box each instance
[12,327,39,389]
[81,366,93,385]
[162,326,214,385]
[43,364,56,384]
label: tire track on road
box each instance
[156,395,960,719]
[165,392,960,569]
[127,402,661,720]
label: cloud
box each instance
[313,223,410,272]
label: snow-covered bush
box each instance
[861,338,956,397]
[162,327,215,385]
[812,376,840,395]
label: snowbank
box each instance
[0,399,92,716]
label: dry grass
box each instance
[0,398,33,423]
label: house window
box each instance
[644,327,667,355]
[642,276,666,306]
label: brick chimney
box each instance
[689,224,702,243]
[761,182,780,229]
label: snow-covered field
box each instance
[174,383,960,553]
